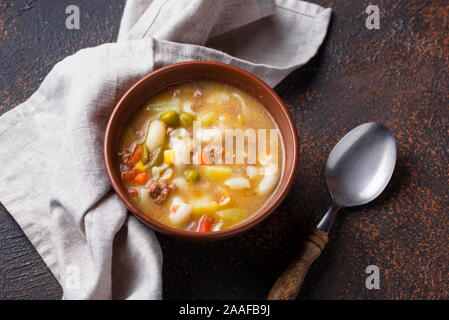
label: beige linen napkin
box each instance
[0,0,331,299]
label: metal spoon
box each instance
[268,122,397,300]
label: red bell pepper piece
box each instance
[196,215,213,232]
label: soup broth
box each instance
[118,80,284,232]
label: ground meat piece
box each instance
[148,179,173,204]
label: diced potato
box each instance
[198,111,217,126]
[216,208,247,223]
[145,120,166,152]
[203,165,232,180]
[224,177,250,190]
[191,198,219,216]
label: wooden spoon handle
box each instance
[267,228,328,300]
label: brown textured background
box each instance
[0,0,448,300]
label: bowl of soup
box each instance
[104,61,298,240]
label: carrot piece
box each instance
[196,215,213,232]
[134,172,148,184]
[122,170,138,182]
[200,152,211,165]
[128,188,138,196]
[126,144,143,168]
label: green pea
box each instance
[179,112,194,128]
[185,169,200,182]
[160,110,179,127]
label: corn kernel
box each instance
[237,114,244,124]
[135,161,145,172]
[164,149,175,165]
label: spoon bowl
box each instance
[326,122,397,207]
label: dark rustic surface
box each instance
[0,0,448,300]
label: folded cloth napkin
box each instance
[0,0,331,299]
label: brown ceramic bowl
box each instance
[104,61,298,241]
